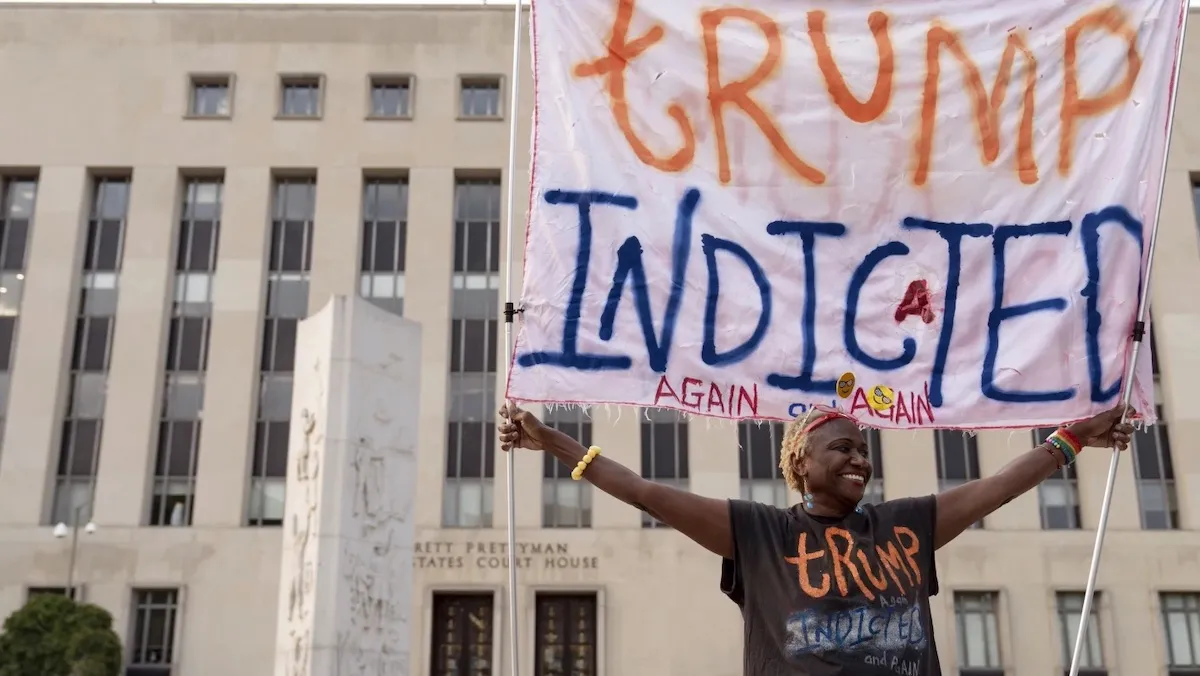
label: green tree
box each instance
[0,594,122,676]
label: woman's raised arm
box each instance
[934,405,1132,549]
[500,405,733,559]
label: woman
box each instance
[498,403,1133,675]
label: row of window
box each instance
[0,169,492,527]
[0,177,34,463]
[0,169,1180,533]
[27,587,178,676]
[24,587,1200,675]
[935,420,1178,531]
[186,72,504,120]
[953,590,1200,675]
[1,168,500,527]
[475,410,1177,532]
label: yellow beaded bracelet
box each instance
[570,446,602,481]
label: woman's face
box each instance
[800,418,873,506]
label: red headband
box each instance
[801,411,847,435]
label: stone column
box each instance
[191,167,270,527]
[688,419,738,499]
[274,295,421,676]
[589,408,643,529]
[92,166,177,526]
[0,167,88,525]
[402,167,453,528]
[307,167,361,315]
[974,430,1039,530]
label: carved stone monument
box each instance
[274,295,420,676]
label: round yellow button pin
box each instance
[836,372,856,399]
[867,385,895,412]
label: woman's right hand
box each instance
[498,404,551,452]
[500,402,734,559]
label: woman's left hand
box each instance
[1065,405,1136,450]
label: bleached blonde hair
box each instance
[778,408,826,493]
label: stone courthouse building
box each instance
[0,2,1199,675]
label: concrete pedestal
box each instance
[274,295,421,676]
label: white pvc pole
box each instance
[1067,6,1190,675]
[500,0,525,674]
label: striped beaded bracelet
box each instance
[570,446,602,481]
[1047,429,1083,466]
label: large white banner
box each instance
[507,0,1183,429]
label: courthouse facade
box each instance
[1,3,1200,676]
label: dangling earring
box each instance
[855,505,865,514]
[802,478,814,510]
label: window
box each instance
[83,178,129,273]
[1034,427,1081,530]
[534,594,598,676]
[444,177,501,528]
[279,76,322,118]
[431,593,494,676]
[188,75,231,117]
[127,589,179,676]
[954,592,1002,674]
[543,407,593,528]
[27,586,78,601]
[1133,406,1177,530]
[450,319,498,373]
[150,178,221,527]
[0,176,35,453]
[640,408,688,528]
[369,75,413,118]
[1162,592,1200,670]
[459,77,502,118]
[1056,592,1105,674]
[453,178,502,276]
[247,177,314,527]
[444,420,496,529]
[737,421,787,508]
[936,430,981,528]
[360,176,408,316]
[52,176,128,526]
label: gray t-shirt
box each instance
[721,496,941,675]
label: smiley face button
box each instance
[836,372,856,399]
[867,385,895,413]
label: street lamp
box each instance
[53,504,97,598]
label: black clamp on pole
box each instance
[503,302,522,324]
[1131,320,1146,343]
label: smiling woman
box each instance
[780,409,878,510]
[498,402,1133,675]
